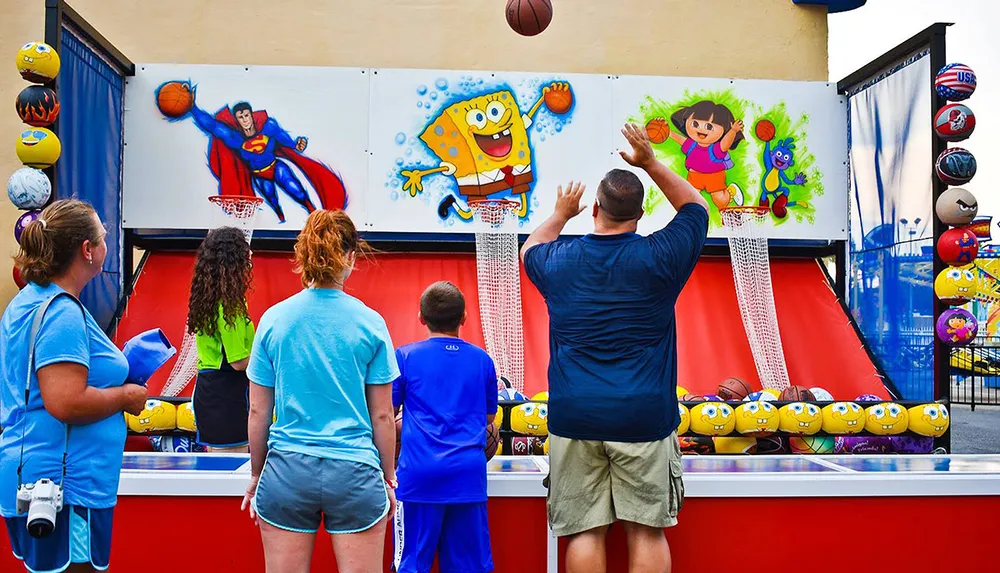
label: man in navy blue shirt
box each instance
[522,123,709,573]
[392,281,498,573]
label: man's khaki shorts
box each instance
[544,432,684,537]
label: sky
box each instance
[828,0,997,220]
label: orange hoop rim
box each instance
[208,194,264,206]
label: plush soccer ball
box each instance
[934,103,976,142]
[821,402,865,434]
[498,387,527,401]
[510,402,548,436]
[934,266,977,306]
[176,402,197,432]
[16,42,60,83]
[7,167,50,210]
[936,308,978,346]
[734,401,779,436]
[689,402,735,436]
[907,404,950,437]
[790,436,834,454]
[714,437,758,454]
[126,399,177,433]
[677,403,690,435]
[760,388,781,401]
[937,227,979,266]
[809,387,835,402]
[935,63,977,101]
[935,148,977,186]
[865,402,909,435]
[778,403,822,435]
[744,390,779,402]
[935,187,978,227]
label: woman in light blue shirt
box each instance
[0,200,147,573]
[243,209,399,572]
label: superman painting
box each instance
[156,81,347,221]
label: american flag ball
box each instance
[934,103,975,142]
[935,147,977,185]
[935,63,976,101]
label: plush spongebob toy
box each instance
[778,403,822,435]
[865,402,909,436]
[126,399,177,433]
[531,391,548,402]
[16,42,60,83]
[510,402,548,436]
[689,402,735,436]
[907,404,949,437]
[676,386,689,398]
[821,402,865,434]
[176,402,197,433]
[495,405,504,428]
[735,401,779,436]
[677,403,690,434]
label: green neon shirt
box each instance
[195,305,256,371]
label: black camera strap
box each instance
[16,292,81,490]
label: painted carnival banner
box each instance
[122,64,370,231]
[614,76,849,239]
[122,64,848,240]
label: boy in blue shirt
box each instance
[392,281,498,573]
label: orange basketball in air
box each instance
[157,81,194,118]
[543,84,573,114]
[646,118,670,144]
[754,119,776,142]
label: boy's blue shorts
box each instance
[5,505,113,572]
[392,500,493,573]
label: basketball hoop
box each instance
[160,195,264,398]
[471,199,525,394]
[720,206,790,392]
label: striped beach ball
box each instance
[935,147,977,185]
[936,63,976,101]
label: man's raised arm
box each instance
[619,122,708,213]
[519,181,586,262]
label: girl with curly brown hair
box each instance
[241,210,398,572]
[187,226,255,453]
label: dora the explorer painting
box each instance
[664,100,745,210]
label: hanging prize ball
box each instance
[935,63,976,101]
[935,187,978,227]
[934,266,977,306]
[937,227,979,266]
[14,209,41,244]
[16,42,60,84]
[936,308,978,346]
[15,85,60,127]
[15,127,60,169]
[935,148,977,186]
[505,0,553,37]
[12,266,27,289]
[7,167,51,210]
[934,103,975,142]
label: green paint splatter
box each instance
[753,102,823,226]
[629,88,756,228]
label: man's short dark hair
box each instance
[420,281,466,333]
[596,169,644,222]
[232,102,253,115]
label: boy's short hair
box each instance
[420,281,466,333]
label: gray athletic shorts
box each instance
[253,449,390,534]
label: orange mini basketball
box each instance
[156,81,194,118]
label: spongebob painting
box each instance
[398,80,573,221]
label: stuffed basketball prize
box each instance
[15,127,61,168]
[935,63,976,101]
[936,308,978,346]
[717,377,752,401]
[935,148,976,186]
[7,167,50,210]
[937,227,979,266]
[934,103,975,141]
[16,42,60,83]
[935,187,978,227]
[15,85,60,127]
[789,436,834,454]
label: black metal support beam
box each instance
[837,22,953,94]
[42,0,63,201]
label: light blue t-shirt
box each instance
[0,283,129,515]
[247,288,399,469]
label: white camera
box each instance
[16,479,63,538]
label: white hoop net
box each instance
[720,208,790,392]
[471,201,525,394]
[160,196,263,398]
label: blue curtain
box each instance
[55,29,125,330]
[846,52,934,400]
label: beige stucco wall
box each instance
[0,0,829,307]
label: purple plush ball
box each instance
[891,436,935,454]
[835,435,894,454]
[936,308,978,346]
[856,394,882,403]
[13,210,41,244]
[702,394,723,402]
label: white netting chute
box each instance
[720,207,790,392]
[160,196,263,397]
[471,200,525,395]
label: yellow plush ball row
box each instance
[125,400,198,434]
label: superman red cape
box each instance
[207,108,347,211]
